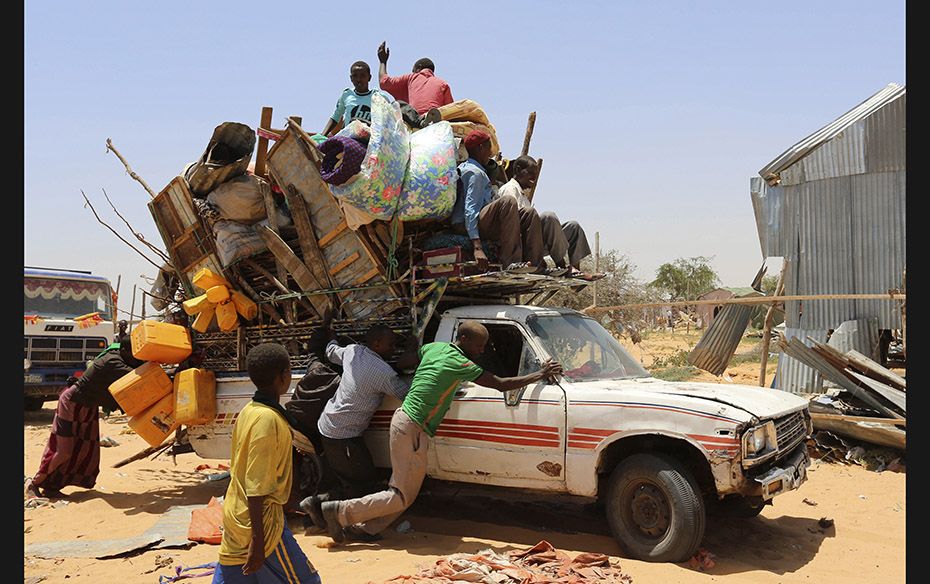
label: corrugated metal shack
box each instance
[696,287,757,329]
[750,83,906,393]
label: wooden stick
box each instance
[521,112,537,157]
[81,190,163,271]
[758,261,786,387]
[254,106,273,178]
[810,412,906,426]
[130,284,137,323]
[100,188,173,266]
[105,138,158,199]
[228,270,286,325]
[585,292,907,312]
[113,439,171,468]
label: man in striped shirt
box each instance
[300,324,409,540]
[316,320,562,542]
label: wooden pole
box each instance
[521,112,537,157]
[758,262,786,387]
[254,106,273,178]
[141,290,147,321]
[129,284,137,323]
[584,292,907,313]
[593,232,600,307]
[105,138,158,199]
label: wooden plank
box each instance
[811,415,905,450]
[254,106,273,178]
[282,184,334,289]
[521,111,537,157]
[810,412,906,426]
[256,224,329,318]
[585,293,908,312]
[845,349,906,389]
[354,268,379,286]
[329,252,361,277]
[318,221,348,248]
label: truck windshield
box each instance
[527,314,650,381]
[24,277,114,320]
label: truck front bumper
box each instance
[751,443,810,500]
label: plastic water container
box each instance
[108,362,173,416]
[128,392,179,447]
[131,320,192,364]
[174,368,217,425]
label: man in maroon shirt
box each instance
[377,41,453,120]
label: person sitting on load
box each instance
[377,41,452,128]
[452,130,546,273]
[321,61,394,137]
[498,155,592,275]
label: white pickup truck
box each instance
[188,304,812,562]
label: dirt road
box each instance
[24,403,905,584]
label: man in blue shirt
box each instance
[321,61,393,137]
[451,130,545,272]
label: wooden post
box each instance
[758,261,786,387]
[593,232,600,306]
[521,112,537,157]
[129,284,137,323]
[141,291,146,321]
[254,107,273,178]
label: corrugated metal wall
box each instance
[866,93,906,173]
[851,171,906,328]
[760,88,904,392]
[750,177,784,257]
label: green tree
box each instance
[760,275,779,296]
[652,256,720,302]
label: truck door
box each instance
[430,320,567,489]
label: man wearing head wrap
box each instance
[449,130,546,272]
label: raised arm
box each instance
[473,358,562,393]
[378,41,390,82]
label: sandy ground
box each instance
[23,331,906,583]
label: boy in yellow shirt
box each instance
[213,343,321,584]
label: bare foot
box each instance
[24,478,41,499]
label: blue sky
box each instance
[24,1,905,317]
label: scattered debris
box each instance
[346,558,362,563]
[157,562,217,584]
[374,540,632,583]
[802,498,818,506]
[100,436,120,447]
[194,464,229,472]
[395,520,412,534]
[25,498,51,509]
[204,471,230,482]
[143,554,175,574]
[858,495,868,500]
[687,548,716,571]
[25,577,47,584]
[818,517,835,529]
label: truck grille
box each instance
[775,411,808,453]
[24,336,108,366]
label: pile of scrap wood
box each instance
[777,335,905,451]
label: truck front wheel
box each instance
[605,453,705,562]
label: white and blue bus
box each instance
[24,267,118,410]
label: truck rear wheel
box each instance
[606,453,705,562]
[24,397,45,411]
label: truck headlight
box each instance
[24,358,32,371]
[742,421,778,465]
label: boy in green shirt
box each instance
[314,320,562,542]
[213,343,321,583]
